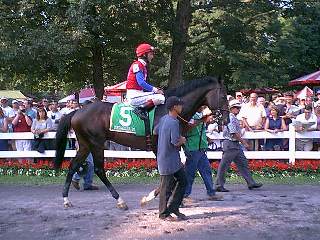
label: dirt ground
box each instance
[1,183,320,240]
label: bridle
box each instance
[210,86,229,120]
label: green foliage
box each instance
[1,0,320,97]
[0,0,173,98]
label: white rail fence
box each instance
[0,125,319,165]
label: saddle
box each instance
[110,103,156,151]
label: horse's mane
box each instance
[165,76,219,97]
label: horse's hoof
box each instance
[117,202,129,210]
[140,196,148,207]
[64,202,73,208]
[63,197,73,208]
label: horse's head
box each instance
[204,77,229,125]
[166,76,229,124]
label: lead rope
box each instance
[177,114,190,124]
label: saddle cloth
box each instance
[110,102,155,136]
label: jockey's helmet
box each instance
[135,43,155,57]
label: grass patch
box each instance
[0,175,159,185]
[1,173,320,186]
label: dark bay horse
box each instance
[54,76,229,209]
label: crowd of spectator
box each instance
[207,90,320,152]
[0,97,128,161]
[0,97,83,161]
[1,88,320,158]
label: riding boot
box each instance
[133,99,155,121]
[143,116,153,151]
[132,100,154,151]
[133,107,148,120]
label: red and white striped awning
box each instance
[289,69,320,86]
[104,81,127,96]
[296,86,313,99]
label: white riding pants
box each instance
[126,90,165,106]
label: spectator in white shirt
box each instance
[60,100,73,115]
[295,105,317,151]
[240,93,266,131]
[206,116,222,151]
[47,101,63,131]
[0,97,15,120]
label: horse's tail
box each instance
[54,111,77,170]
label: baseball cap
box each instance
[0,96,8,101]
[166,96,184,110]
[12,100,18,104]
[229,99,242,109]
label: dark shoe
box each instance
[160,215,177,222]
[248,183,263,190]
[71,180,80,190]
[182,197,193,205]
[208,194,224,201]
[216,186,229,192]
[173,211,188,221]
[83,185,99,190]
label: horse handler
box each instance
[183,106,223,203]
[154,96,188,221]
[216,100,263,192]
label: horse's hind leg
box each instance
[140,187,160,207]
[91,148,128,210]
[141,177,176,207]
[62,147,89,208]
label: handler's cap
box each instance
[228,99,242,109]
[166,96,184,110]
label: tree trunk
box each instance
[92,43,104,100]
[168,0,192,89]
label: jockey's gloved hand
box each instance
[152,87,164,95]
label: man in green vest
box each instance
[183,106,223,203]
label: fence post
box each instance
[288,124,296,165]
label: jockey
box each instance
[126,43,165,119]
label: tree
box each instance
[0,1,172,98]
[168,0,192,88]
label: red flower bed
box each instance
[210,160,320,172]
[1,159,320,172]
[0,159,158,171]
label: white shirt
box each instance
[239,103,266,128]
[206,122,221,149]
[60,107,73,115]
[295,113,317,130]
[47,110,63,130]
